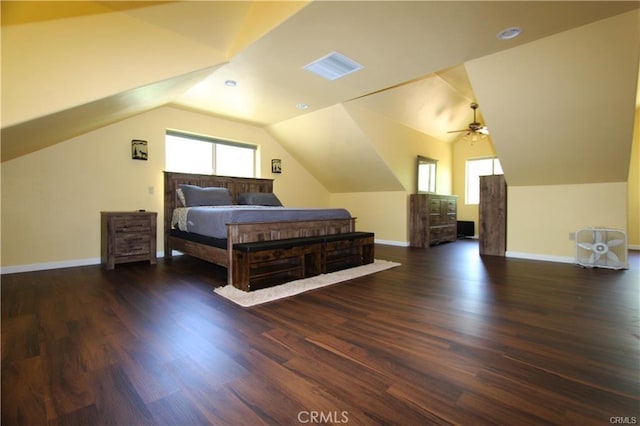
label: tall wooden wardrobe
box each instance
[479,175,507,256]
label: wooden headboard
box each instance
[163,171,274,242]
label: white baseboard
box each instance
[0,251,167,275]
[3,244,632,275]
[0,257,102,275]
[375,239,410,247]
[505,251,575,264]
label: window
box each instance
[465,157,503,204]
[417,156,437,193]
[165,130,256,177]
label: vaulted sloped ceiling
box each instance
[0,1,307,160]
[268,104,404,193]
[1,66,219,161]
[2,1,639,192]
[466,10,640,186]
[267,72,463,193]
[339,65,479,143]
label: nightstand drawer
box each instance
[112,217,152,233]
[115,234,151,256]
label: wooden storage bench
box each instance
[232,237,323,291]
[232,232,375,292]
[322,232,375,273]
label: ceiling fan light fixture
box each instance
[463,131,488,144]
[497,26,522,40]
[448,102,490,140]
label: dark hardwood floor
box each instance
[2,240,639,425]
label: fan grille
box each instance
[576,227,628,269]
[304,52,363,81]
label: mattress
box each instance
[172,205,352,239]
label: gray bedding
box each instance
[172,205,352,239]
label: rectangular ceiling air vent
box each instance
[303,51,364,81]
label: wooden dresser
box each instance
[409,194,457,247]
[101,211,157,269]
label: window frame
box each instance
[165,129,257,177]
[465,157,503,205]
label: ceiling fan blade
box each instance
[449,103,489,135]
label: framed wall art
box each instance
[271,158,282,174]
[132,139,148,160]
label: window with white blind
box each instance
[465,157,503,204]
[165,130,256,177]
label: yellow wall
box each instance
[453,108,640,251]
[339,104,454,244]
[267,104,405,194]
[465,10,639,187]
[1,98,455,269]
[628,108,640,249]
[507,182,628,261]
[452,132,635,256]
[0,106,329,269]
[345,104,453,195]
[2,8,226,128]
[330,192,408,244]
[452,137,497,234]
[2,104,635,270]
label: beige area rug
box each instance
[214,259,401,307]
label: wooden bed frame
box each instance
[163,171,356,285]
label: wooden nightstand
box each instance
[101,211,157,269]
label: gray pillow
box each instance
[179,184,233,207]
[237,192,283,206]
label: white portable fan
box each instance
[576,227,628,269]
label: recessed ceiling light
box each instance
[497,27,522,40]
[224,80,238,87]
[296,103,309,110]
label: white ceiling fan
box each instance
[449,102,489,136]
